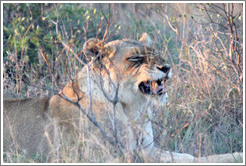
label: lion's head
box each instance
[81,33,172,107]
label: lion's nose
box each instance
[157,64,170,73]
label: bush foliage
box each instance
[3,3,243,162]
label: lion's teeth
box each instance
[152,81,158,89]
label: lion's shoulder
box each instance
[4,97,50,115]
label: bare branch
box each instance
[58,91,123,154]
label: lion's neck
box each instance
[73,66,115,103]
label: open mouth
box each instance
[138,78,167,96]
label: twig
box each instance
[102,4,111,43]
[170,122,191,137]
[58,91,123,154]
[86,64,95,118]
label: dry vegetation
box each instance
[2,3,244,163]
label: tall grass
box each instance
[3,3,243,162]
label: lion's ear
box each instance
[83,38,103,62]
[104,45,116,59]
[139,33,153,47]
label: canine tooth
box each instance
[152,81,158,89]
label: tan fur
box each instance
[3,98,52,160]
[3,34,243,163]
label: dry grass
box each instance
[2,3,243,163]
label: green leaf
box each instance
[93,8,97,15]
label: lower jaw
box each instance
[140,90,166,96]
[158,93,169,104]
[145,93,169,105]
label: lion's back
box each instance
[3,97,53,161]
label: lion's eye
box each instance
[126,56,145,69]
[126,56,144,63]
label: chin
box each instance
[158,92,169,105]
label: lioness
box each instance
[3,33,243,163]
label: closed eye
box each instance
[126,56,145,63]
[126,56,145,69]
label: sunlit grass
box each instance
[3,3,243,163]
